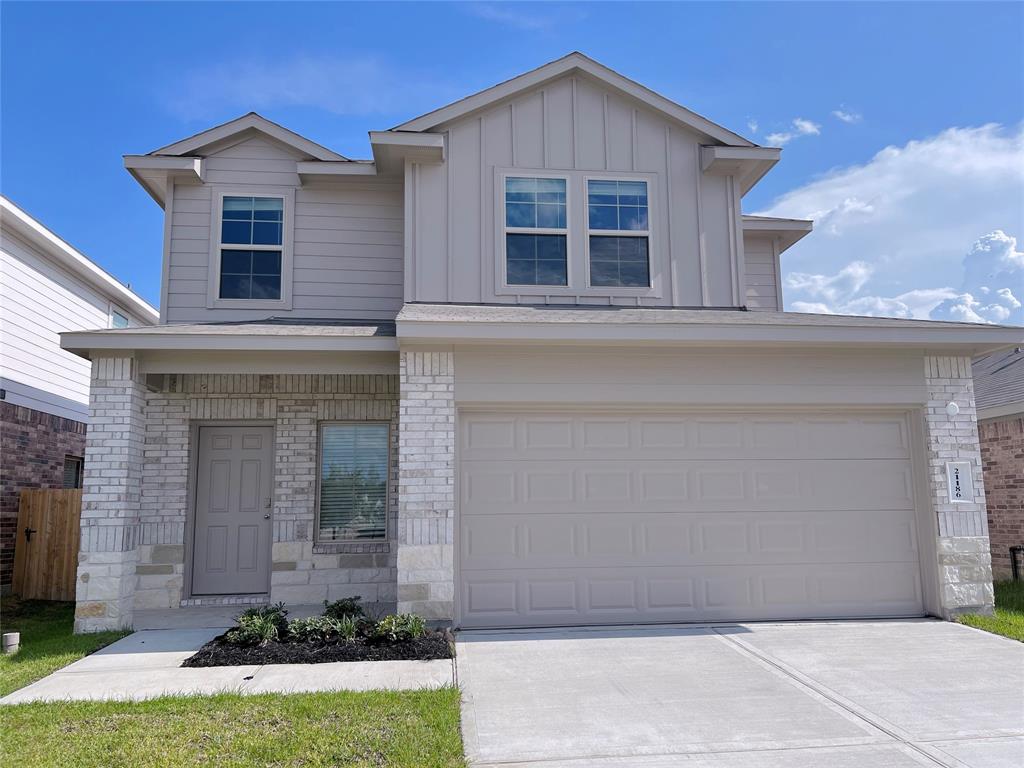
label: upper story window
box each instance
[110,308,130,328]
[504,176,568,286]
[218,196,283,300]
[587,179,650,288]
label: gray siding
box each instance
[164,136,403,323]
[406,73,742,308]
[744,234,781,311]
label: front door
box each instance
[192,425,274,595]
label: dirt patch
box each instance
[181,630,453,667]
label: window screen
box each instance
[63,456,83,489]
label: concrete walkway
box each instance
[457,619,1024,768]
[1,627,454,704]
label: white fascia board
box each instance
[701,146,781,195]
[296,161,377,181]
[393,52,754,147]
[370,132,445,174]
[149,113,347,161]
[124,156,204,207]
[742,215,814,251]
[60,330,398,358]
[396,319,1024,353]
[1,197,159,324]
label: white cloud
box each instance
[766,117,822,146]
[466,3,587,30]
[747,119,759,134]
[760,124,1024,325]
[831,107,862,124]
[782,231,1023,324]
[164,55,466,122]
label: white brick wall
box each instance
[75,356,146,632]
[923,355,994,617]
[397,351,455,619]
[76,373,399,621]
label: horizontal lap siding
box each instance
[164,137,404,323]
[0,230,113,419]
[744,235,780,311]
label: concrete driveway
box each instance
[456,620,1024,767]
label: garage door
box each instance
[458,411,924,628]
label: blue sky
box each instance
[3,1,1022,322]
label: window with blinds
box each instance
[317,423,389,541]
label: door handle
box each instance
[24,527,37,542]
[263,513,271,520]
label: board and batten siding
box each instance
[0,230,112,421]
[405,73,743,308]
[743,234,782,312]
[164,136,404,323]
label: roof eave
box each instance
[60,330,399,359]
[396,317,1023,354]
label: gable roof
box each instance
[973,347,1024,418]
[392,52,755,147]
[149,112,348,161]
[0,196,159,323]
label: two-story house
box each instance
[61,53,1021,633]
[1,196,157,593]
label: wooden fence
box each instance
[12,489,82,601]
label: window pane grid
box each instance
[505,177,568,286]
[587,179,651,288]
[221,196,284,246]
[219,250,282,299]
[318,424,389,542]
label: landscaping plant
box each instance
[322,596,365,620]
[369,614,426,643]
[224,603,289,647]
[286,615,359,643]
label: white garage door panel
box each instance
[458,411,924,628]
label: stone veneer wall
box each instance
[0,401,87,592]
[133,373,400,612]
[979,414,1024,579]
[397,351,455,620]
[923,356,994,618]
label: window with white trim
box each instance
[110,309,130,329]
[587,179,651,288]
[218,196,284,300]
[316,423,389,542]
[504,176,568,286]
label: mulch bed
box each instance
[181,630,454,667]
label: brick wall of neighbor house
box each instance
[979,415,1024,579]
[133,373,399,613]
[397,351,455,621]
[0,400,86,592]
[923,356,994,618]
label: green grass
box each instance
[0,599,129,697]
[0,689,465,767]
[959,580,1024,642]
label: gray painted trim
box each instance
[62,331,399,355]
[150,113,347,162]
[979,402,1024,421]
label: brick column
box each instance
[923,356,994,618]
[397,350,455,620]
[74,355,146,633]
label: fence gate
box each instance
[12,489,82,601]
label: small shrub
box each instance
[287,615,359,644]
[223,603,288,647]
[369,614,426,643]
[322,596,364,620]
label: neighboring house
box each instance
[973,348,1024,579]
[0,197,158,592]
[59,53,1022,633]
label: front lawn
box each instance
[0,599,129,697]
[959,580,1024,642]
[0,688,465,767]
